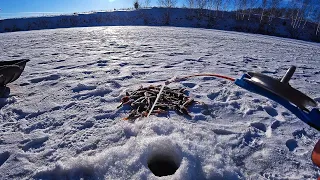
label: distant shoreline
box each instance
[0,7,319,43]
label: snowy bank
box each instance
[0,8,319,43]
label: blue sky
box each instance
[0,0,146,19]
[0,0,318,20]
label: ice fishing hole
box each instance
[147,142,182,177]
[148,154,180,177]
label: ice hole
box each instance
[148,154,179,177]
[147,143,182,177]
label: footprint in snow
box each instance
[163,65,174,69]
[300,66,314,70]
[242,129,262,147]
[10,54,21,58]
[192,114,207,121]
[116,45,129,49]
[168,52,186,56]
[115,75,133,81]
[72,88,112,100]
[72,83,96,93]
[106,69,120,75]
[74,120,94,130]
[212,128,237,135]
[97,60,108,67]
[19,136,49,152]
[29,74,60,84]
[202,76,216,80]
[0,151,10,167]
[76,143,98,154]
[33,164,97,180]
[182,82,196,88]
[286,139,298,151]
[53,65,66,69]
[119,62,129,67]
[229,101,240,109]
[270,120,281,129]
[107,80,122,89]
[207,91,220,100]
[207,89,229,102]
[292,129,307,139]
[264,120,282,138]
[82,71,93,75]
[250,122,266,132]
[20,82,30,86]
[243,56,258,63]
[263,106,278,117]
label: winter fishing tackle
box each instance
[120,66,320,131]
[171,67,320,131]
[235,66,320,131]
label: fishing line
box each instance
[176,73,235,82]
[147,83,165,117]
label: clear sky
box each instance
[0,0,318,20]
[0,0,143,19]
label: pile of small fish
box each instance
[118,85,196,120]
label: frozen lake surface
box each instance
[0,26,320,179]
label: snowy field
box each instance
[0,26,320,179]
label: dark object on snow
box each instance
[244,66,317,110]
[0,59,29,86]
[235,65,320,131]
[0,59,29,96]
[118,85,196,120]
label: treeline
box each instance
[136,0,320,34]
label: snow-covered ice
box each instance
[0,26,320,179]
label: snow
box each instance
[1,8,319,43]
[0,26,320,179]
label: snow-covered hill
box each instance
[0,8,320,43]
[0,26,320,179]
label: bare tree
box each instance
[187,0,195,8]
[271,0,281,16]
[157,0,178,25]
[317,21,320,36]
[268,0,282,22]
[196,0,207,9]
[315,7,320,35]
[301,0,312,28]
[234,0,242,20]
[206,0,214,17]
[145,0,151,7]
[213,0,223,17]
[247,0,259,20]
[157,0,177,8]
[193,0,207,18]
[260,0,268,23]
[289,0,303,28]
[221,0,231,17]
[290,0,312,29]
[239,0,248,20]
